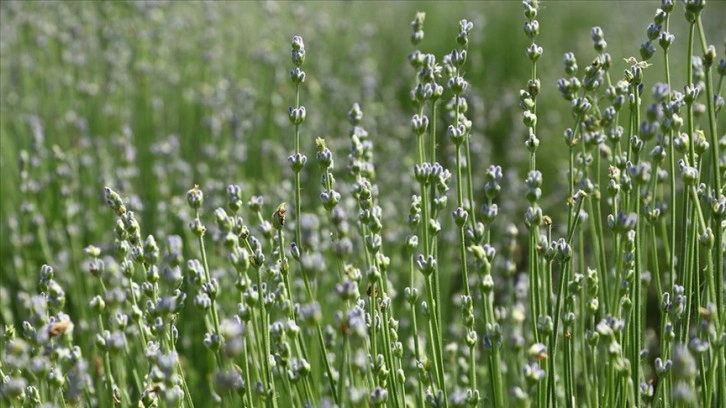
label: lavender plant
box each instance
[1,1,724,407]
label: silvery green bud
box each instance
[104,187,127,216]
[655,357,672,376]
[287,153,307,173]
[408,50,425,69]
[481,203,498,223]
[480,274,494,293]
[684,84,699,104]
[448,76,468,94]
[523,1,538,20]
[291,36,305,66]
[247,195,264,213]
[640,41,657,61]
[370,387,388,406]
[95,332,107,350]
[528,79,541,97]
[447,124,466,145]
[85,245,101,258]
[555,239,572,261]
[684,0,704,23]
[717,59,726,76]
[143,235,159,265]
[466,330,477,348]
[141,282,157,297]
[411,29,424,45]
[252,248,265,266]
[693,130,709,155]
[214,208,233,232]
[365,233,382,253]
[405,287,419,304]
[457,19,473,45]
[450,49,467,68]
[678,160,699,184]
[702,45,716,67]
[654,9,667,25]
[659,32,675,50]
[452,207,468,227]
[90,296,105,313]
[411,114,429,136]
[366,265,381,284]
[405,235,419,253]
[526,43,543,62]
[564,52,578,75]
[661,0,674,13]
[711,195,726,219]
[410,12,425,45]
[204,332,222,352]
[416,254,437,277]
[288,106,306,125]
[647,23,661,41]
[225,184,243,213]
[524,20,539,39]
[291,35,304,51]
[290,67,306,84]
[524,204,543,228]
[186,185,204,209]
[188,219,205,237]
[320,190,340,210]
[698,228,714,248]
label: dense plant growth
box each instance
[1,1,725,407]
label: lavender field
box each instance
[1,1,725,407]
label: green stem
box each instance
[409,256,426,407]
[425,274,447,405]
[631,77,643,406]
[195,212,221,337]
[483,287,504,407]
[415,100,445,399]
[255,263,277,408]
[679,21,697,346]
[98,315,117,406]
[301,275,339,404]
[663,16,677,295]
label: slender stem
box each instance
[455,137,477,396]
[415,99,445,400]
[255,263,276,408]
[663,14,677,296]
[679,21,697,346]
[97,315,117,405]
[430,101,438,165]
[301,274,339,404]
[589,148,609,313]
[529,230,541,343]
[631,75,643,406]
[425,275,446,399]
[695,31,724,402]
[337,336,348,406]
[196,211,221,337]
[463,121,476,228]
[379,301,402,408]
[483,285,504,407]
[293,83,303,251]
[408,256,426,407]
